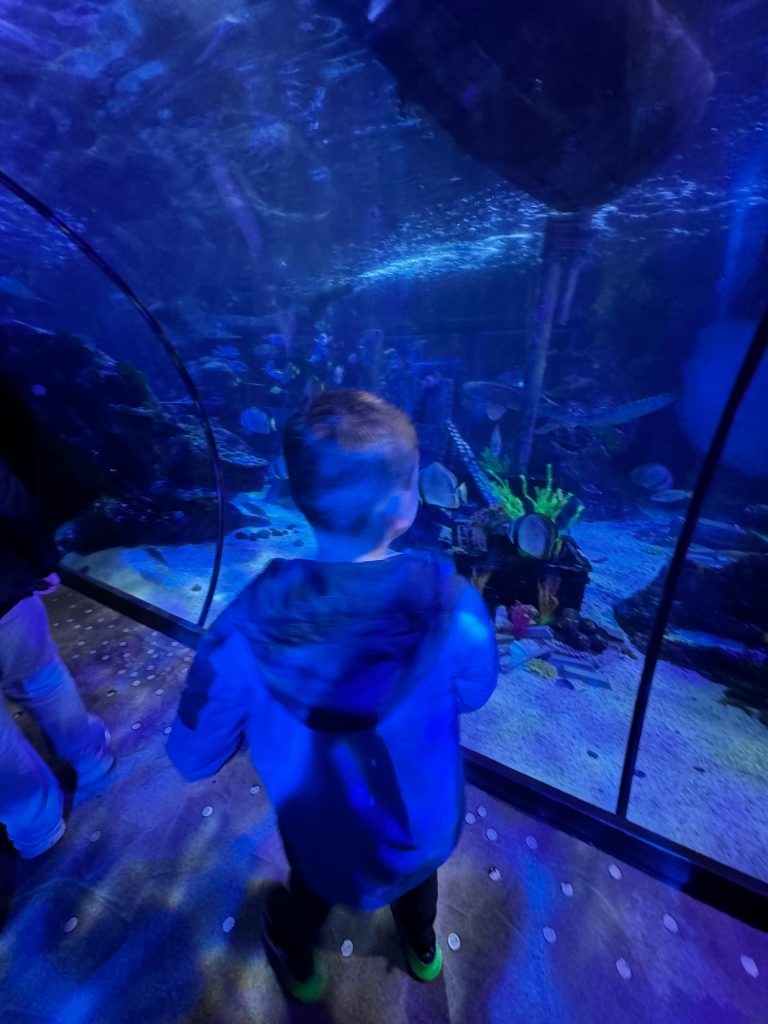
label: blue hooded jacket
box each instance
[167,551,498,908]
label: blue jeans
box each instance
[0,595,110,857]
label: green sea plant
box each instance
[479,452,585,530]
[519,463,574,522]
[479,448,525,521]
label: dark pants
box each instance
[272,865,439,974]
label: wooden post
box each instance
[513,211,593,475]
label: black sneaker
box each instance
[401,928,443,982]
[262,886,326,1003]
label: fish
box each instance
[513,514,557,560]
[630,463,675,491]
[570,392,680,428]
[239,407,275,435]
[649,489,693,504]
[462,381,522,419]
[144,546,169,567]
[419,462,468,509]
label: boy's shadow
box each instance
[186,880,338,1024]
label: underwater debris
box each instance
[419,461,467,509]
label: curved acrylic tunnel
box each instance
[0,0,766,898]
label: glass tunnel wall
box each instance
[0,3,766,882]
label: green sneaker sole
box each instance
[407,940,443,982]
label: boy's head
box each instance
[283,389,419,545]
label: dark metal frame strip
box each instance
[616,307,768,815]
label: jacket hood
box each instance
[238,552,462,731]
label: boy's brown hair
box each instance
[283,389,418,535]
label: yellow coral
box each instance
[526,658,558,680]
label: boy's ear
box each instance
[380,492,403,523]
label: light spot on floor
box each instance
[740,955,759,978]
[616,958,632,980]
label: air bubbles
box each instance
[663,914,678,934]
[485,827,498,842]
[447,933,461,951]
[202,806,213,818]
[341,939,354,957]
[222,916,235,934]
[131,722,141,730]
[488,867,501,882]
[525,835,538,850]
[560,882,573,897]
[465,812,476,825]
[543,927,556,944]
[249,785,261,795]
[608,864,623,880]
[63,917,79,934]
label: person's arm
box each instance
[450,582,499,712]
[166,624,251,781]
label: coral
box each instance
[478,454,584,530]
[507,601,538,640]
[520,464,576,523]
[538,574,561,625]
[479,449,525,521]
[560,501,586,533]
[526,658,558,680]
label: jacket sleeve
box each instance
[166,624,251,781]
[449,582,499,713]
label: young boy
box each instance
[0,455,114,859]
[167,389,498,1002]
